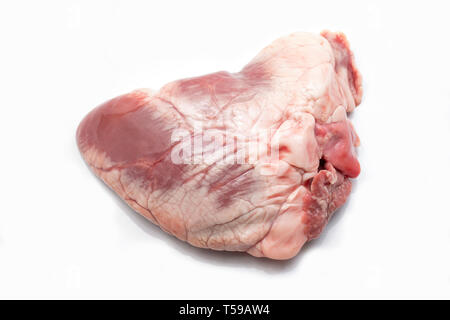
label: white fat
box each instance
[272,113,319,172]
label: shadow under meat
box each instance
[88,159,357,274]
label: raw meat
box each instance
[77,31,363,260]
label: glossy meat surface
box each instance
[77,31,363,260]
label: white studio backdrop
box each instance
[0,0,449,299]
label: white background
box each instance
[1,0,449,299]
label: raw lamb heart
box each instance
[77,31,363,260]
